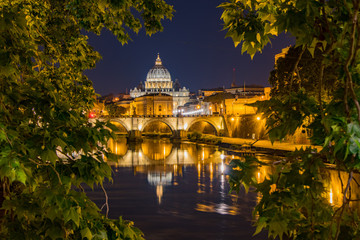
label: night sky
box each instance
[86,0,294,96]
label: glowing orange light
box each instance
[329,188,333,205]
[88,112,96,118]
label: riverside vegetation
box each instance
[220,0,360,239]
[0,0,172,239]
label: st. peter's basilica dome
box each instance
[146,54,171,82]
[130,53,190,111]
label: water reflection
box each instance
[109,137,230,209]
[103,137,360,239]
[109,138,360,210]
[98,137,266,239]
[247,157,360,210]
[324,169,360,209]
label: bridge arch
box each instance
[110,119,130,132]
[140,119,176,133]
[186,118,220,136]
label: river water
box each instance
[86,137,359,240]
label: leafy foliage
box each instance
[0,0,173,239]
[229,151,360,240]
[220,0,360,239]
[106,103,127,118]
[269,46,339,99]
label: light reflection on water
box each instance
[89,137,360,239]
[93,137,265,239]
[109,138,233,208]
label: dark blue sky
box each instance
[86,0,294,96]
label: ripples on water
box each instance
[87,137,359,240]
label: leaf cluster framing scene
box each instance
[0,0,172,239]
[220,0,360,239]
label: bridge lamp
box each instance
[231,117,234,121]
[197,105,200,109]
[256,116,261,121]
[184,123,188,130]
[138,124,142,130]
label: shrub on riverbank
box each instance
[187,132,221,145]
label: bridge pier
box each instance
[127,130,143,142]
[171,130,187,141]
[171,130,187,142]
[218,129,226,137]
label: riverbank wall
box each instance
[220,137,322,153]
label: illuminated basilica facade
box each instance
[130,54,190,112]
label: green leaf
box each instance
[94,231,108,240]
[254,217,267,236]
[81,227,93,240]
[15,168,27,184]
[41,149,58,164]
[64,207,81,227]
[45,225,65,239]
[268,218,288,240]
[52,138,67,149]
[256,33,261,43]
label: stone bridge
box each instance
[107,115,227,140]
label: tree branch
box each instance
[100,184,109,218]
[344,5,360,122]
[318,62,325,118]
[289,47,306,95]
[49,164,63,185]
[343,171,353,203]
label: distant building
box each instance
[130,93,173,116]
[199,84,269,99]
[224,89,270,116]
[225,84,267,97]
[198,87,225,98]
[115,98,133,115]
[130,54,190,111]
[225,96,260,116]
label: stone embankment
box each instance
[221,137,322,154]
